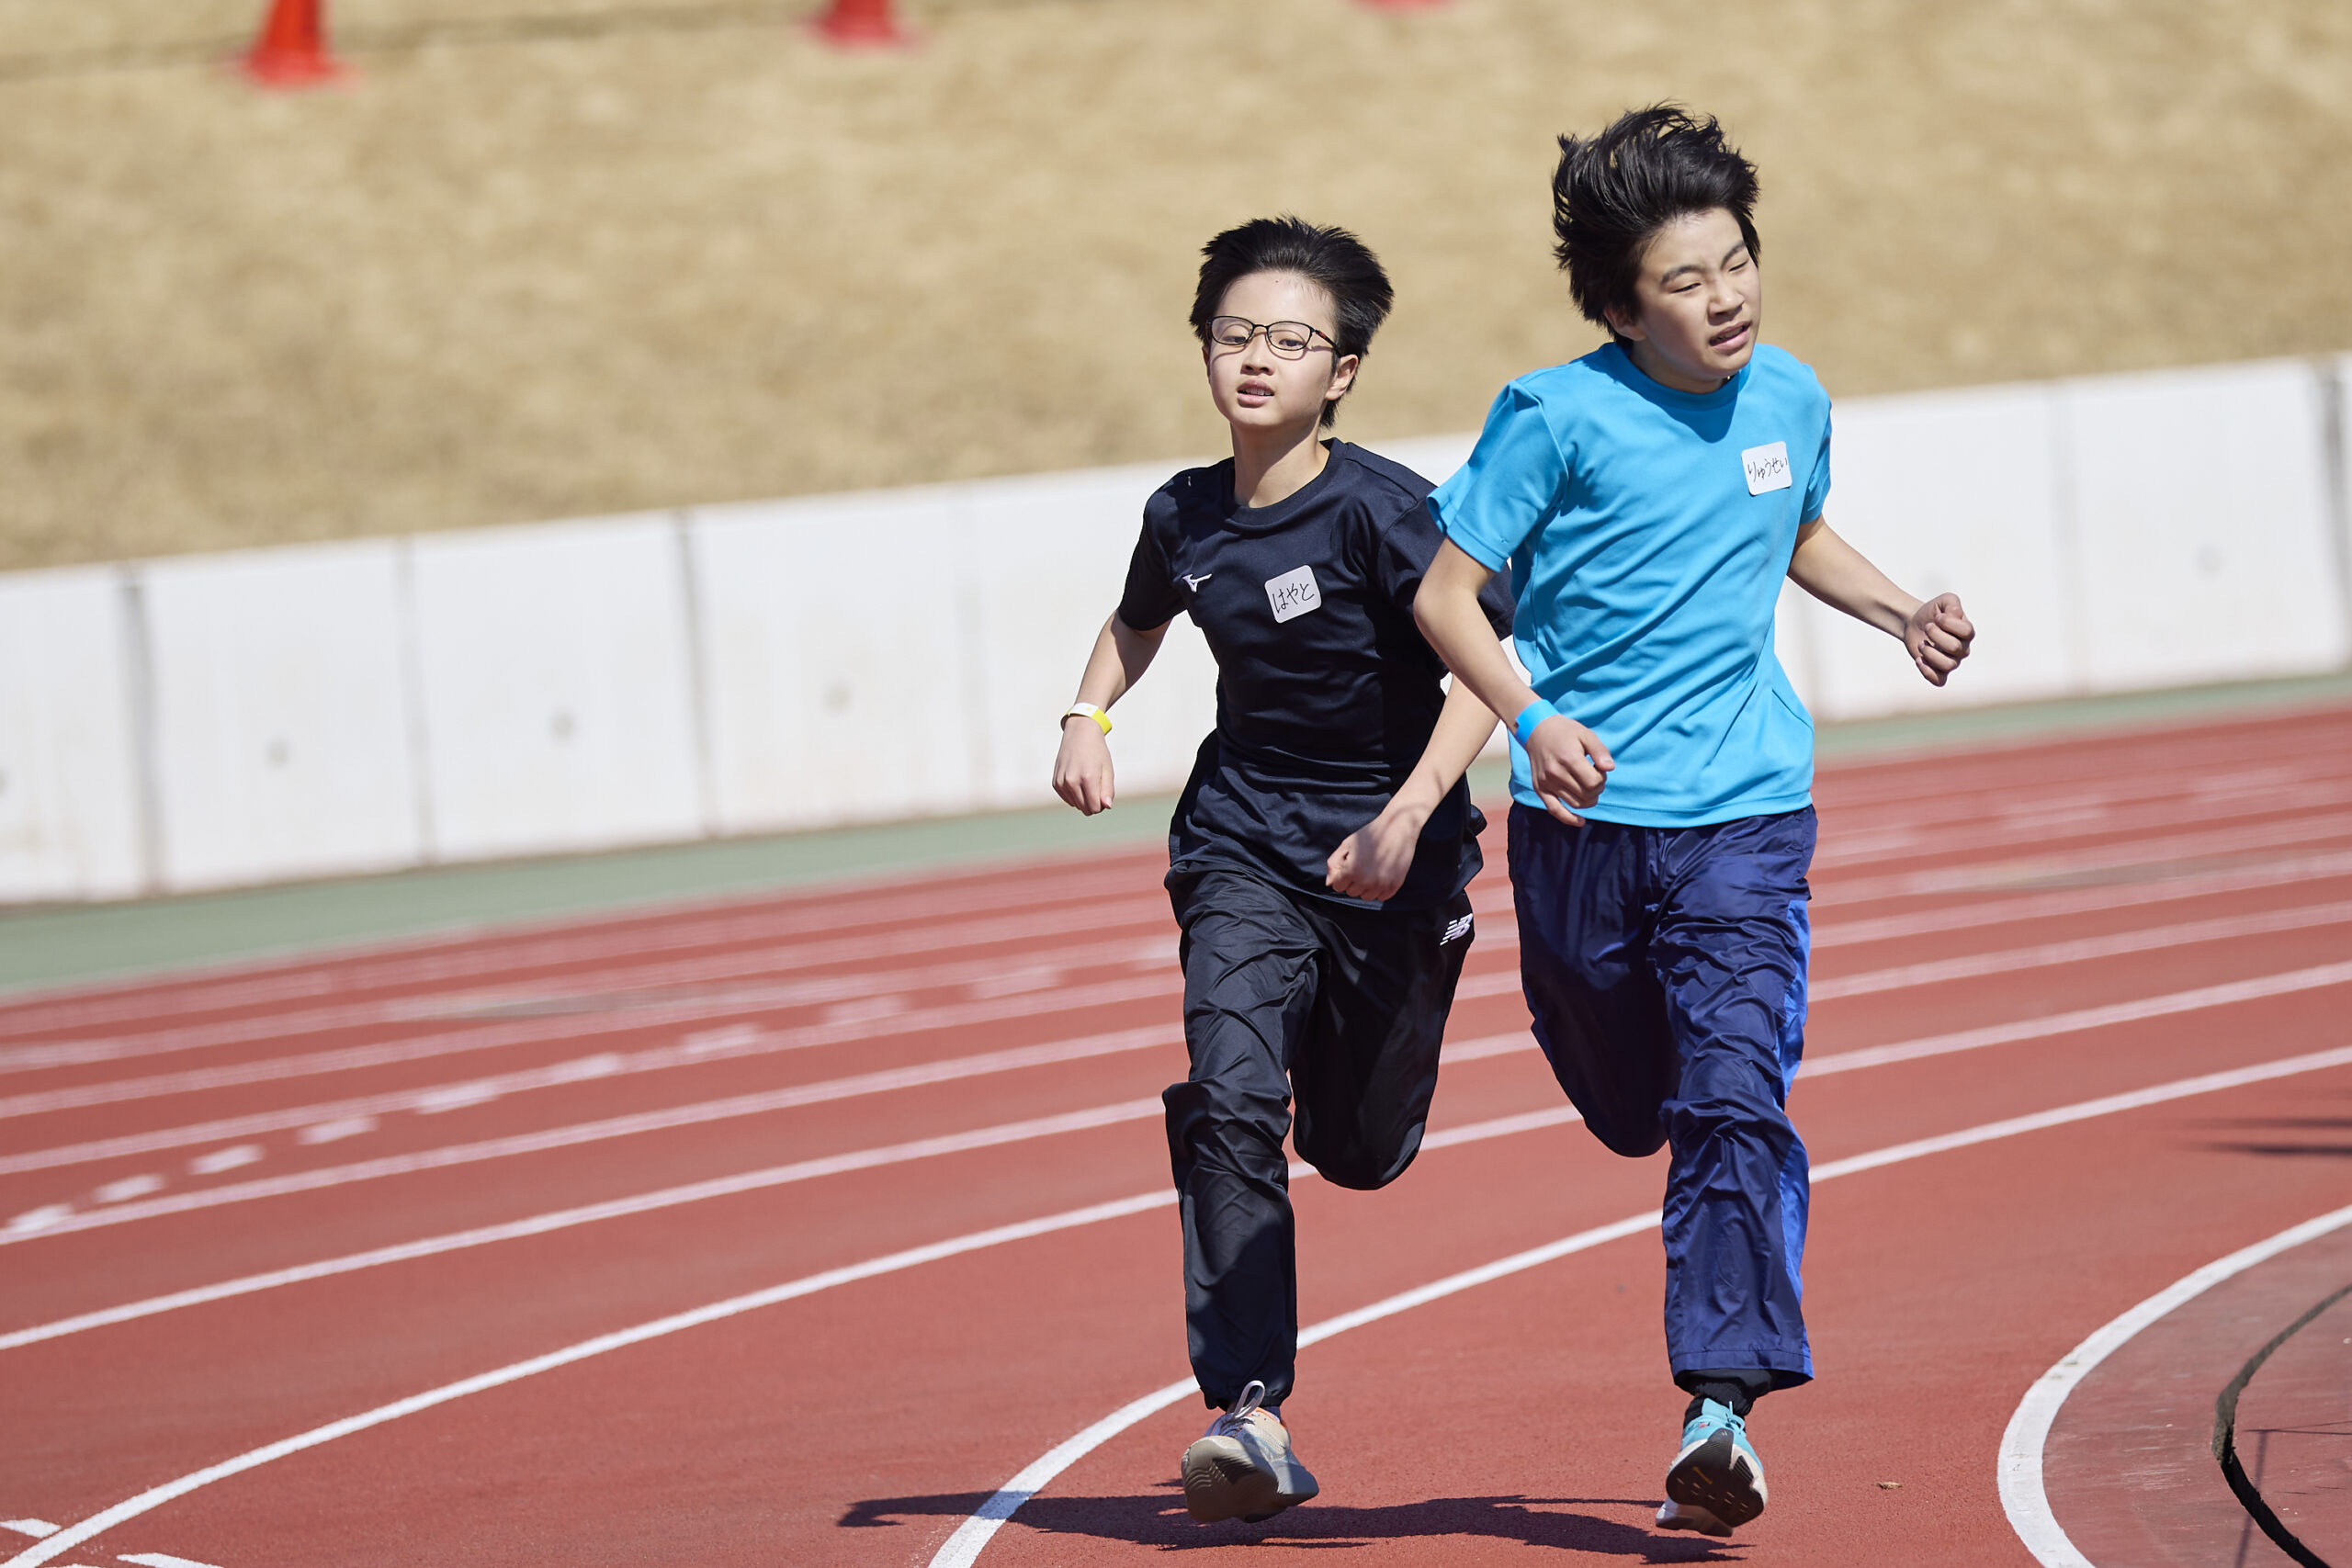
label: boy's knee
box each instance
[1163,1079,1290,1179]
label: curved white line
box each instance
[1996,1200,2352,1566]
[922,1043,2352,1568]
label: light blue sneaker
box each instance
[1657,1399,1767,1534]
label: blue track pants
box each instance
[1508,804,1815,1388]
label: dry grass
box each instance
[0,0,2347,569]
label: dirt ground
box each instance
[0,0,2347,570]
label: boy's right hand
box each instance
[1053,717,1116,815]
[1526,715,1613,826]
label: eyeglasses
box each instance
[1206,316,1338,359]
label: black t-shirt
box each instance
[1116,441,1516,909]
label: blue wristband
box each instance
[1512,699,1559,748]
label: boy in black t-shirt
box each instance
[1053,217,1513,1525]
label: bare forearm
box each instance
[1072,615,1167,708]
[1415,541,1539,728]
[1390,675,1501,821]
[1786,519,1920,638]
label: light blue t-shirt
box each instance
[1430,341,1831,828]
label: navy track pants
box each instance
[1162,867,1475,1411]
[1508,804,1815,1389]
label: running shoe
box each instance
[1659,1399,1767,1531]
[1180,1380,1319,1524]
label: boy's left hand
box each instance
[1906,593,1975,686]
[1327,803,1426,902]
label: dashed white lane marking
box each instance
[0,1525,53,1540]
[293,1117,377,1145]
[923,1043,2352,1568]
[1996,1199,2352,1567]
[14,1045,2341,1568]
[0,1097,1169,1350]
[4,1207,71,1236]
[18,952,2352,1251]
[115,1553,223,1568]
[0,929,1168,1075]
[0,973,1186,1122]
[185,1147,261,1177]
[92,1177,164,1205]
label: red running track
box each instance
[6,704,2352,1567]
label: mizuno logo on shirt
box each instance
[1441,913,1473,944]
[1181,573,1213,592]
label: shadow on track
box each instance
[842,1485,1741,1559]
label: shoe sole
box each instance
[1666,1427,1766,1529]
[1182,1438,1283,1524]
[1656,1500,1734,1537]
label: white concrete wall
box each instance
[0,568,142,900]
[410,517,704,862]
[4,354,2347,902]
[142,540,422,890]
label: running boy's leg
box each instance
[1288,891,1475,1192]
[1163,870,1321,1412]
[1647,807,1815,1396]
[1504,807,1679,1158]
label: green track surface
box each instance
[6,669,2350,997]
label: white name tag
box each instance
[1264,564,1322,623]
[1742,441,1792,495]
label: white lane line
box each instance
[1808,897,2352,1000]
[1809,780,2352,870]
[0,1097,1167,1350]
[924,1043,2352,1568]
[1814,849,2352,947]
[118,1553,223,1568]
[17,952,2352,1247]
[0,1025,1183,1247]
[0,863,1159,1036]
[0,929,1175,1076]
[0,1522,56,1538]
[17,1048,2349,1568]
[17,871,2348,1179]
[1996,1201,2352,1567]
[13,788,2346,1073]
[1821,810,2352,907]
[0,971,1188,1122]
[184,1147,260,1177]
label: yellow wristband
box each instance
[1063,703,1113,736]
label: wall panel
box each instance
[144,541,420,890]
[692,488,986,832]
[411,516,701,861]
[0,569,141,900]
[2066,359,2348,691]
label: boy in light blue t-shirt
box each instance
[1414,107,1975,1539]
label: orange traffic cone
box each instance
[811,0,913,47]
[243,0,350,87]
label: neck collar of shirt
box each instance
[1219,440,1345,534]
[1597,341,1751,410]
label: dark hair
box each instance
[1551,106,1761,344]
[1190,216,1394,429]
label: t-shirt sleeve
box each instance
[1802,408,1832,524]
[1375,499,1515,637]
[1425,383,1566,572]
[1114,502,1182,631]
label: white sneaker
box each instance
[1180,1380,1319,1523]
